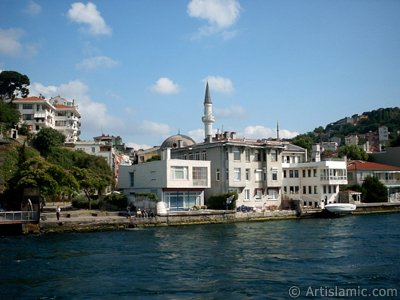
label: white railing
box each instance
[0,211,38,222]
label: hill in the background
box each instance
[302,107,400,146]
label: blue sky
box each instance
[1,0,399,149]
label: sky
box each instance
[1,0,399,149]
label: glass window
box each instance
[272,170,278,181]
[302,170,306,177]
[216,169,220,181]
[255,188,263,199]
[245,168,250,181]
[294,170,299,178]
[313,169,317,177]
[303,186,307,194]
[23,104,33,109]
[254,150,260,161]
[268,189,278,199]
[233,147,241,161]
[244,189,250,200]
[245,149,251,162]
[255,169,262,182]
[271,149,277,162]
[129,172,134,187]
[234,168,241,181]
[171,166,188,180]
[193,167,207,186]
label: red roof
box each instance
[14,96,45,101]
[54,104,74,109]
[347,160,400,171]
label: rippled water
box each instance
[1,214,399,299]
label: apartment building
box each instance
[13,95,81,142]
[282,144,348,208]
[347,160,400,202]
[118,148,211,211]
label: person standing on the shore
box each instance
[56,206,61,221]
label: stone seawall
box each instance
[40,210,298,233]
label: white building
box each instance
[282,145,348,208]
[118,148,211,211]
[13,95,81,143]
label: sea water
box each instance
[0,213,399,299]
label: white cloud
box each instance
[0,28,38,57]
[187,0,241,38]
[215,105,245,119]
[126,142,153,151]
[24,1,42,16]
[137,121,171,136]
[243,125,299,139]
[76,56,119,70]
[150,77,180,95]
[203,76,234,94]
[67,2,111,36]
[0,28,23,56]
[29,80,123,138]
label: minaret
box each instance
[276,121,280,140]
[202,82,215,141]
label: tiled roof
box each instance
[347,160,400,171]
[54,104,75,109]
[14,96,45,101]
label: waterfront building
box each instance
[13,95,81,143]
[281,144,348,208]
[118,148,211,211]
[347,160,400,202]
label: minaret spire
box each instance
[202,82,215,142]
[277,121,280,140]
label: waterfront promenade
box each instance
[35,202,400,233]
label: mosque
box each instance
[118,84,348,213]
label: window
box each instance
[294,170,299,178]
[283,186,287,193]
[129,172,134,187]
[244,189,250,200]
[314,186,317,194]
[193,167,207,186]
[216,169,220,181]
[323,186,327,193]
[233,147,241,161]
[255,169,262,182]
[268,189,278,199]
[234,168,241,181]
[22,104,33,109]
[271,149,278,162]
[245,149,251,162]
[313,169,317,177]
[303,186,307,194]
[272,169,278,181]
[255,188,263,199]
[200,151,207,160]
[308,169,311,177]
[283,170,287,178]
[289,170,294,178]
[245,168,250,181]
[254,150,260,161]
[91,147,96,153]
[226,169,229,180]
[308,186,312,194]
[22,114,33,120]
[171,166,188,180]
[302,170,306,177]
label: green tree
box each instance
[338,144,368,160]
[0,102,20,128]
[361,176,388,203]
[9,157,78,202]
[292,133,316,155]
[31,127,66,157]
[0,70,30,101]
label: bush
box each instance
[100,193,127,211]
[206,192,237,210]
[72,195,100,209]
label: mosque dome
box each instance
[161,134,196,149]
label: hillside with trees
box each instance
[292,107,400,158]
